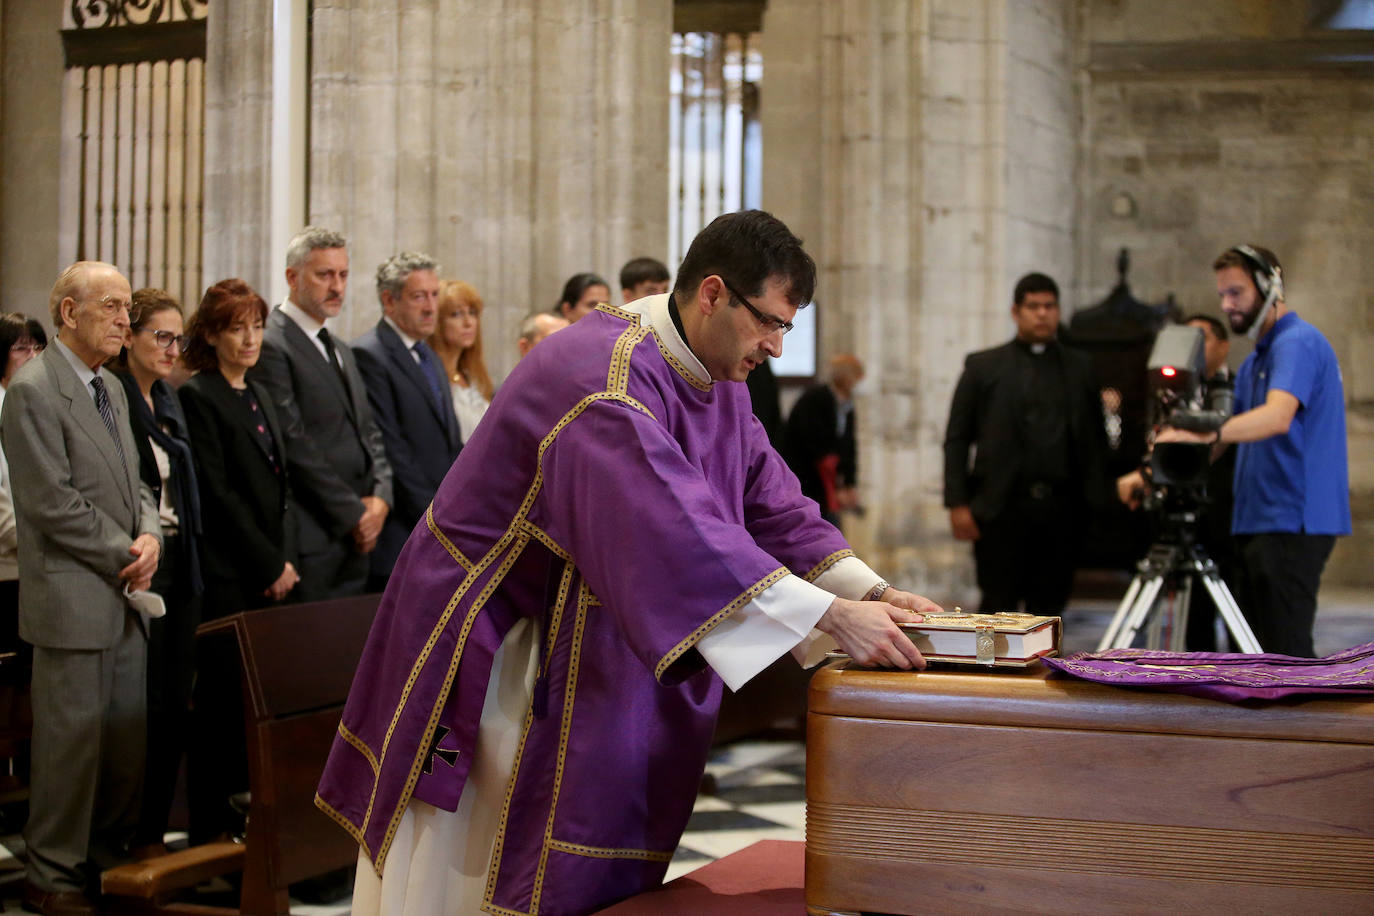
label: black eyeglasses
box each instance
[718,277,794,335]
[136,328,189,351]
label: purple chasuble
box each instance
[316,302,850,914]
[1045,642,1374,702]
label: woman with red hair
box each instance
[428,280,493,443]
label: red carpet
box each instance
[595,840,803,914]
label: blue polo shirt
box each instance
[1232,311,1350,536]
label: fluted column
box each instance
[762,0,1076,597]
[203,0,277,295]
[308,0,671,376]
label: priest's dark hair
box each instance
[183,278,270,373]
[1012,272,1059,305]
[673,209,816,308]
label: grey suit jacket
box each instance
[249,305,393,555]
[0,346,160,649]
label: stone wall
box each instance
[762,0,1077,602]
[0,0,65,322]
[306,0,671,379]
[1080,0,1374,584]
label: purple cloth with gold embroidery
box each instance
[314,302,849,915]
[1045,642,1374,702]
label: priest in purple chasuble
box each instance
[316,210,940,916]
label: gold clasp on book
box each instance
[975,625,996,665]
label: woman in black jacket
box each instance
[179,278,299,843]
[111,289,204,857]
[179,279,299,617]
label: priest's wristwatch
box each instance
[863,580,892,602]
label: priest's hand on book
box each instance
[880,587,943,617]
[816,596,928,670]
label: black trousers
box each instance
[1233,532,1335,657]
[973,493,1080,614]
[136,535,201,845]
[1184,534,1242,653]
[296,540,368,604]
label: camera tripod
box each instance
[1098,512,1261,653]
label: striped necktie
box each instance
[90,375,129,474]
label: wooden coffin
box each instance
[805,661,1374,915]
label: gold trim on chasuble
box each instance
[802,548,856,582]
[545,839,674,863]
[653,566,791,683]
[480,560,577,916]
[596,299,713,392]
[426,501,474,572]
[328,315,668,879]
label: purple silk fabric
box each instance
[1044,642,1374,702]
[315,304,849,915]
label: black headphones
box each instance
[1228,244,1284,339]
[1229,244,1283,304]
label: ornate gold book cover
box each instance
[831,612,1061,667]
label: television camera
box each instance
[1098,324,1261,653]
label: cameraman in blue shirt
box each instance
[1158,246,1350,656]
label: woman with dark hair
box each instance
[109,289,205,857]
[0,313,43,657]
[179,278,299,842]
[555,271,611,323]
[428,280,493,441]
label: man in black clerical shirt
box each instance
[943,272,1109,613]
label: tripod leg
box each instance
[1198,571,1263,654]
[1099,575,1147,650]
[1169,577,1192,652]
[1113,574,1166,650]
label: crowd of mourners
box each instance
[0,226,676,915]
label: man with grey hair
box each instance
[352,252,461,587]
[250,226,393,601]
[516,310,569,359]
[3,262,160,915]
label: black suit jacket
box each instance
[179,371,298,611]
[782,383,856,509]
[351,320,463,573]
[249,306,393,557]
[943,339,1108,522]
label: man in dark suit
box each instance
[943,272,1108,614]
[352,252,462,588]
[1,262,162,915]
[249,226,393,601]
[782,353,864,527]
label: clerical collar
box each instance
[621,292,712,389]
[667,296,688,342]
[1015,337,1055,356]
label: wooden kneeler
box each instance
[102,593,381,915]
[101,842,245,914]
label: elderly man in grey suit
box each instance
[249,226,393,601]
[1,262,161,916]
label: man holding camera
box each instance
[1158,246,1349,656]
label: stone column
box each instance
[1,0,66,320]
[308,0,671,376]
[203,0,277,296]
[762,0,1077,598]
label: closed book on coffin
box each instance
[832,612,1061,667]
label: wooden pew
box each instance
[102,593,381,915]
